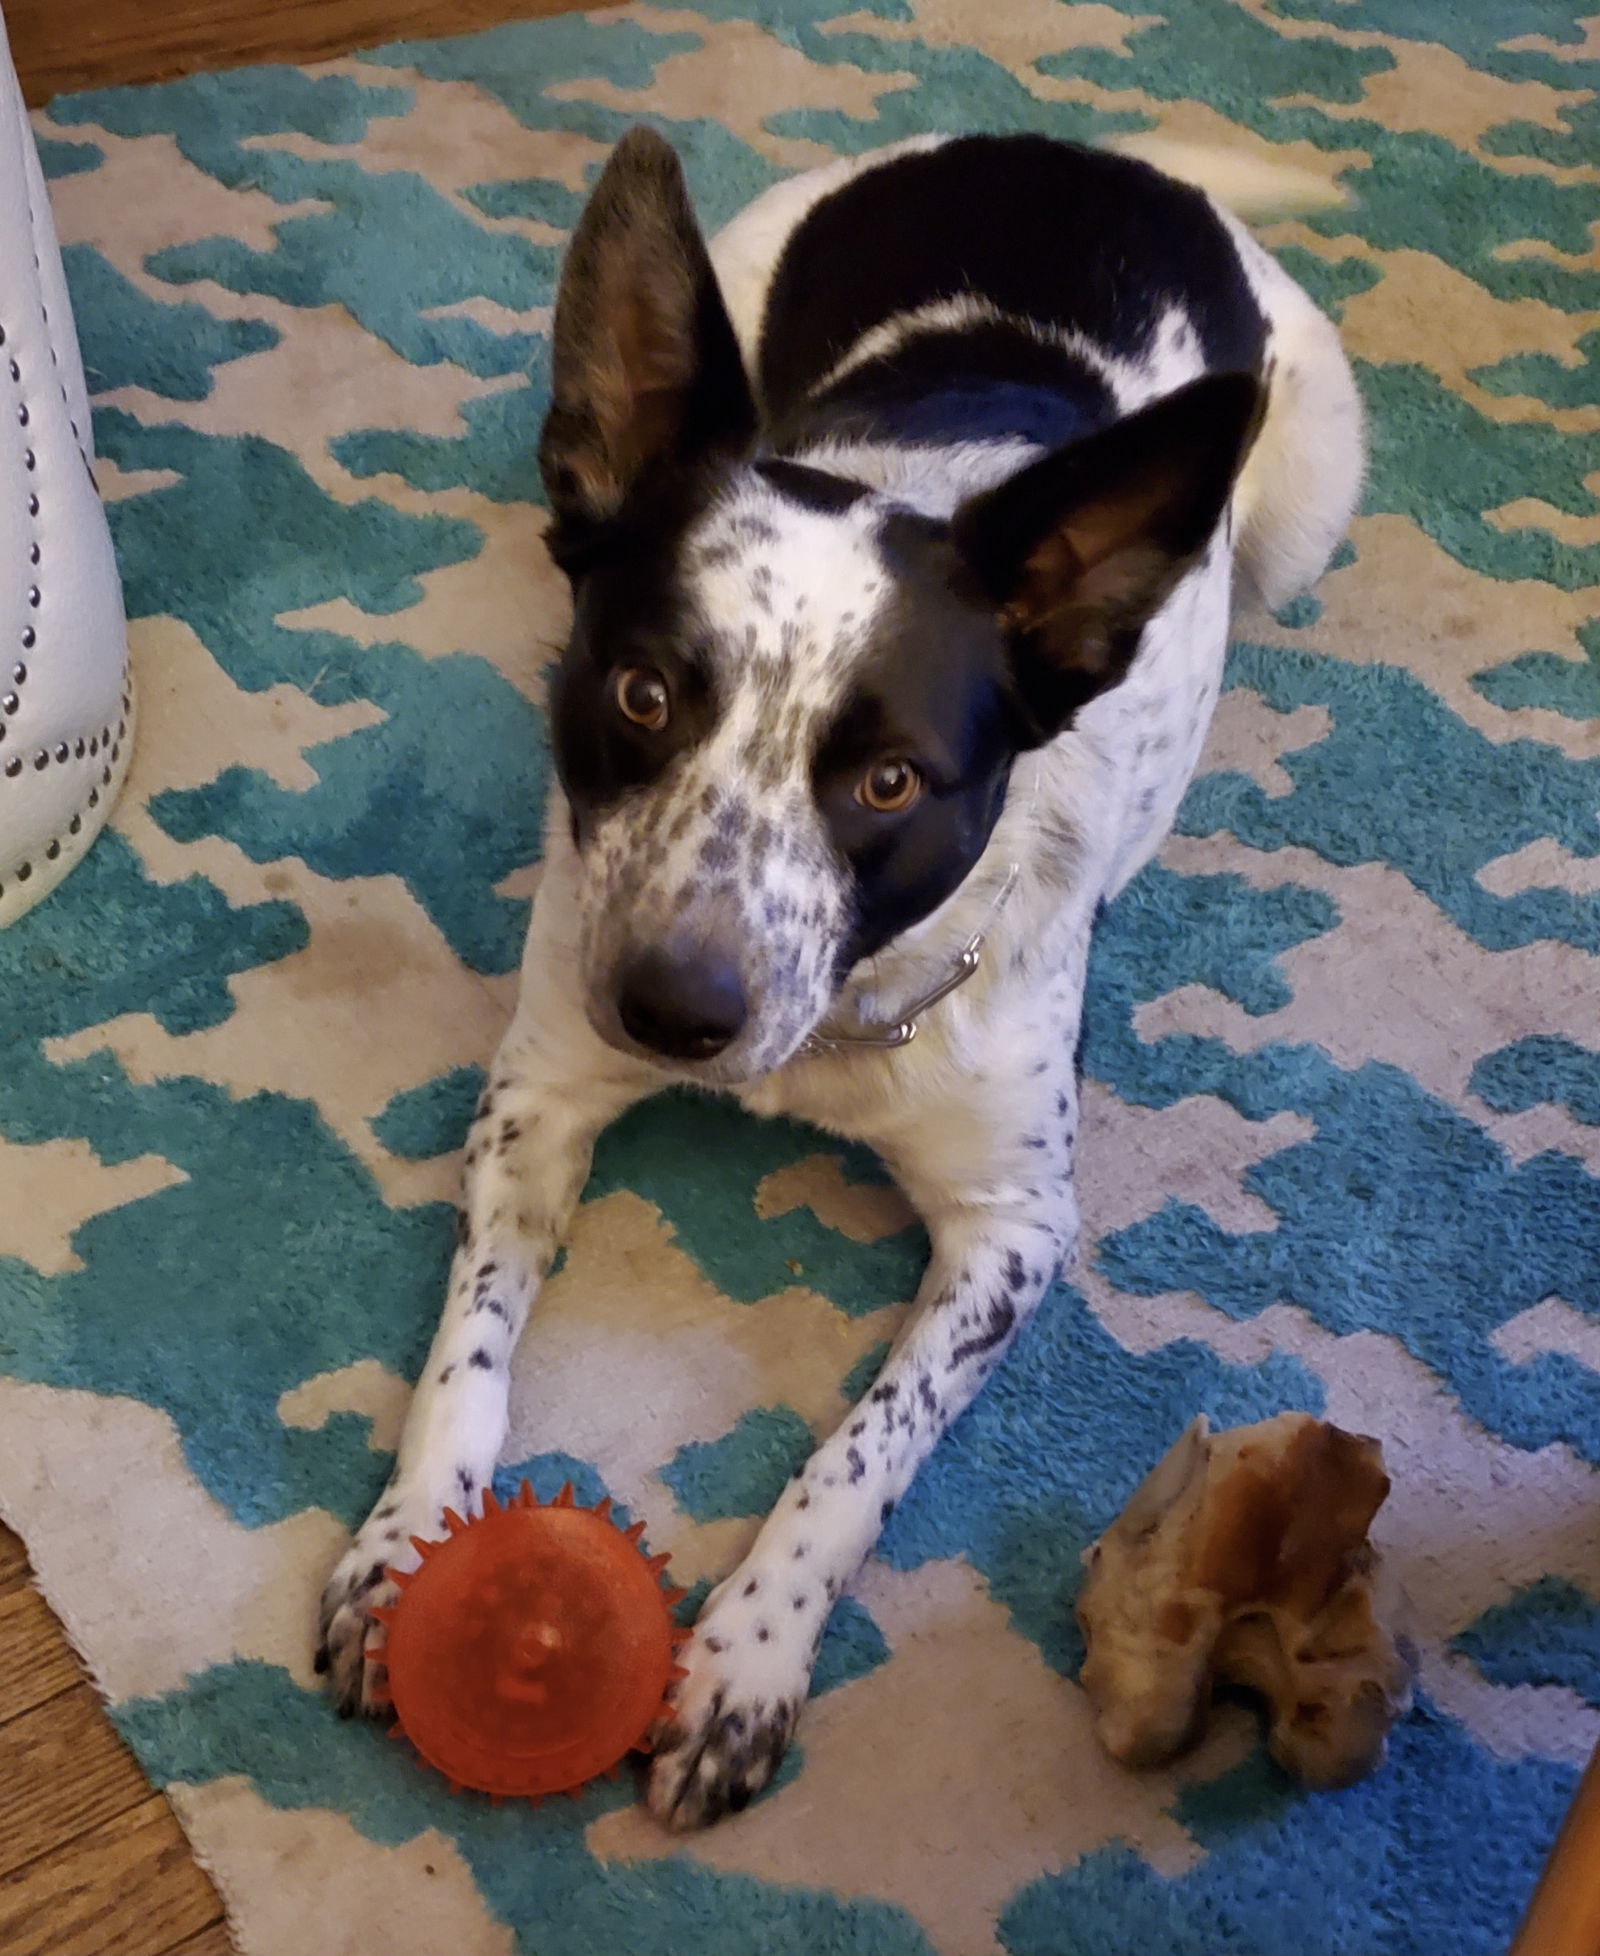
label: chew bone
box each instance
[1077,1412,1415,1789]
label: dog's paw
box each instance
[315,1494,437,1717]
[645,1578,810,1829]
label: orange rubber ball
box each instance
[375,1482,685,1800]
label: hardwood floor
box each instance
[6,3,598,1947]
[8,0,585,108]
[0,1521,229,1954]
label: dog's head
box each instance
[539,128,1261,1079]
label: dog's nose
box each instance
[616,947,748,1061]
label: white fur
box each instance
[1218,211,1367,607]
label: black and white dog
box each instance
[318,128,1363,1827]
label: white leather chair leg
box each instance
[0,7,133,928]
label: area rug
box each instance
[3,1,1599,1950]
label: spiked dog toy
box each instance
[375,1482,686,1800]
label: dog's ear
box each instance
[951,372,1265,740]
[539,126,756,550]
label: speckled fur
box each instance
[572,483,890,1079]
[318,133,1362,1829]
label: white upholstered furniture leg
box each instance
[0,5,133,928]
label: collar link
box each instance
[800,863,1021,1057]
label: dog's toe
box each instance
[643,1590,809,1829]
[316,1540,409,1719]
[646,1689,799,1829]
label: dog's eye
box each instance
[855,758,923,813]
[613,666,670,732]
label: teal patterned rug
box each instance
[4,2,1600,1951]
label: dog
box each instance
[316,126,1363,1829]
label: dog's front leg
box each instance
[648,1165,1076,1828]
[316,997,653,1715]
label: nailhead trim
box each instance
[0,688,132,902]
[3,319,44,733]
[0,264,130,910]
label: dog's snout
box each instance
[616,946,748,1061]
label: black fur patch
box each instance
[812,510,1023,965]
[950,1295,1018,1368]
[548,497,721,827]
[753,456,868,513]
[758,136,1264,416]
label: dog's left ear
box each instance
[539,125,756,552]
[952,372,1265,740]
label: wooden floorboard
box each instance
[9,0,587,107]
[0,1683,159,1885]
[0,1797,228,1956]
[0,1519,225,1953]
[0,1519,32,1595]
[163,1921,238,1956]
[0,1583,83,1722]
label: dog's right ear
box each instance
[951,371,1265,741]
[539,126,756,553]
